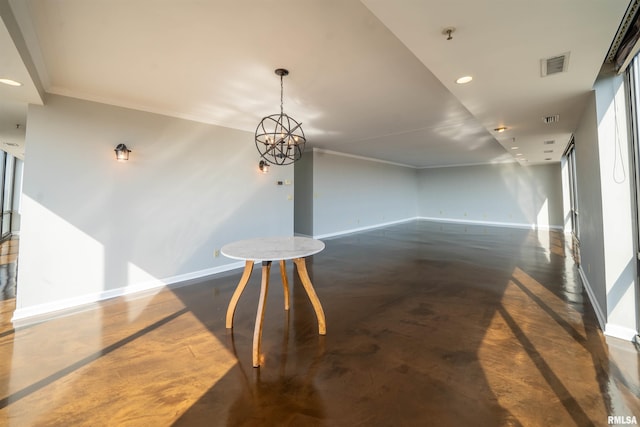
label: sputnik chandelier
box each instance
[255,68,306,166]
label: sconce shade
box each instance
[259,160,270,174]
[115,143,131,161]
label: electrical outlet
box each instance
[214,249,220,258]
[287,194,293,200]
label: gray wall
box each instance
[570,72,638,340]
[573,91,607,317]
[15,94,294,320]
[294,150,314,236]
[310,150,419,238]
[297,150,565,239]
[589,72,637,338]
[418,162,564,229]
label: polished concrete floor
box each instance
[0,222,639,426]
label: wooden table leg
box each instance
[280,260,290,310]
[293,257,326,335]
[253,261,272,367]
[226,260,254,329]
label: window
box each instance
[625,54,640,332]
[0,151,18,241]
[627,56,640,261]
[2,154,14,239]
[564,137,580,263]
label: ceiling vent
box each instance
[541,52,570,77]
[543,115,559,124]
[543,140,556,145]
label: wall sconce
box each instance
[259,160,270,174]
[114,143,131,161]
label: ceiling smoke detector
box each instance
[541,52,570,77]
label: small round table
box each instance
[221,236,326,367]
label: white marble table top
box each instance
[221,236,325,262]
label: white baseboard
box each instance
[312,216,564,240]
[578,266,607,331]
[417,216,564,231]
[578,266,638,342]
[604,323,638,342]
[12,261,245,327]
[313,217,418,239]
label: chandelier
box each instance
[255,68,306,166]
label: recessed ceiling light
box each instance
[494,126,507,133]
[515,153,523,156]
[456,76,473,84]
[511,146,519,150]
[0,78,22,87]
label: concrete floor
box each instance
[0,221,638,426]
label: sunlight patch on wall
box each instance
[536,199,549,229]
[15,195,105,313]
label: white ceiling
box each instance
[0,0,632,167]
